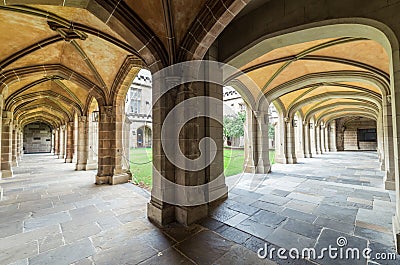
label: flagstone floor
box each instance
[0,152,398,265]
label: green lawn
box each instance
[130,147,275,189]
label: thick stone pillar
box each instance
[58,125,65,159]
[285,118,297,164]
[382,99,395,190]
[1,111,13,178]
[96,106,115,184]
[148,54,227,226]
[329,120,337,152]
[76,116,88,170]
[65,121,74,163]
[54,128,59,156]
[377,113,385,170]
[11,125,18,167]
[303,121,312,158]
[86,114,98,170]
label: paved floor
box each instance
[0,152,398,265]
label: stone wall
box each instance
[23,123,52,153]
[335,117,377,151]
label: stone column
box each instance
[65,121,74,163]
[96,106,115,184]
[11,125,18,167]
[86,114,98,170]
[310,120,317,156]
[329,120,337,152]
[16,127,21,161]
[58,125,65,159]
[315,125,322,154]
[54,128,59,156]
[19,129,23,159]
[325,125,330,152]
[243,104,256,172]
[76,116,88,170]
[377,114,385,170]
[112,109,132,183]
[303,121,312,158]
[148,51,227,226]
[285,118,297,164]
[320,125,326,153]
[1,111,13,178]
[296,119,305,158]
[382,98,395,190]
[254,111,271,173]
[274,113,288,163]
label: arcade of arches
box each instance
[2,0,400,260]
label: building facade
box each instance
[125,69,152,148]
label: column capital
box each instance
[78,115,87,122]
[100,106,114,118]
[2,110,12,122]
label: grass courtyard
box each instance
[130,147,275,189]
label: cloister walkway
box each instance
[0,152,398,264]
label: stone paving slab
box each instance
[0,152,397,265]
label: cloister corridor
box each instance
[0,151,398,265]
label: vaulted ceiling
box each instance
[0,0,246,129]
[226,37,389,125]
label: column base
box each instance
[147,201,175,227]
[95,172,132,185]
[304,153,312,158]
[96,175,112,185]
[1,169,13,178]
[112,171,132,185]
[287,156,297,164]
[380,160,385,171]
[65,158,73,163]
[175,204,208,225]
[393,215,400,253]
[58,154,64,159]
[256,165,271,174]
[274,156,288,164]
[243,164,256,173]
[76,163,87,171]
[384,171,395,191]
[11,161,18,167]
[385,180,395,190]
[84,162,97,170]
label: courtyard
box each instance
[0,151,398,264]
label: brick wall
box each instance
[23,123,52,153]
[335,117,376,151]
